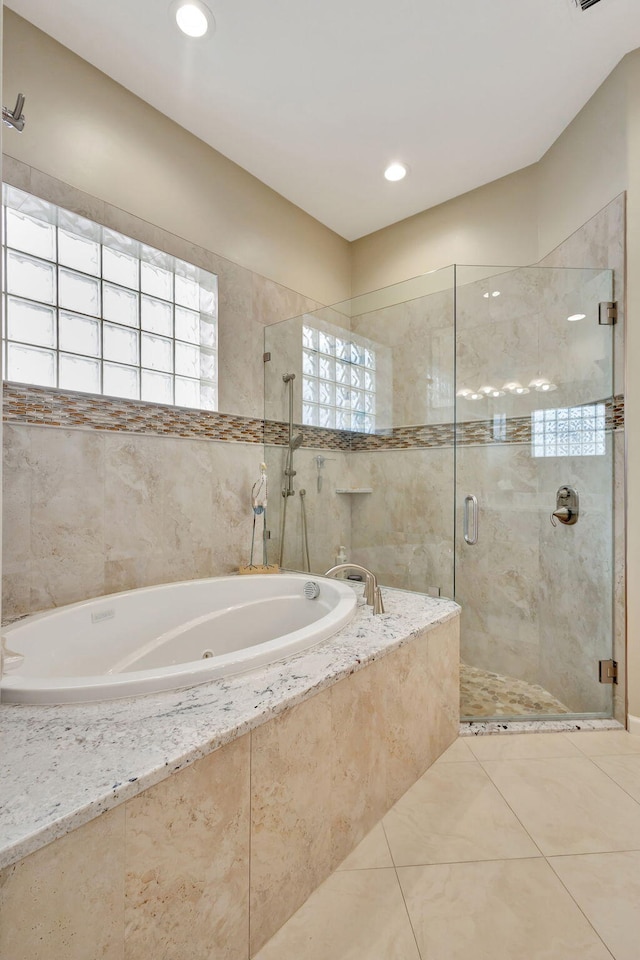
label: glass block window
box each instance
[532,404,606,458]
[302,324,376,433]
[2,185,218,410]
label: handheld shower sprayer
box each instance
[2,93,26,132]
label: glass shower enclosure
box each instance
[263,264,615,721]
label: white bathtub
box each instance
[1,574,357,704]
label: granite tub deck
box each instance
[0,585,460,960]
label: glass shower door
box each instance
[455,266,615,720]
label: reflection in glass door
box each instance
[454,266,615,721]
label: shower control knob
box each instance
[551,485,579,526]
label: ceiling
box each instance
[6,0,640,240]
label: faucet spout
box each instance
[323,563,383,612]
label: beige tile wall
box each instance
[0,616,460,960]
[1,159,354,618]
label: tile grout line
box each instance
[475,747,637,959]
[472,757,547,859]
[585,752,640,810]
[545,857,617,960]
[380,817,424,960]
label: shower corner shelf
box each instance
[335,488,373,494]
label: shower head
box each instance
[290,433,304,450]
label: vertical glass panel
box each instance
[59,312,100,357]
[455,264,614,722]
[141,295,172,336]
[175,306,199,344]
[7,297,56,347]
[103,362,139,400]
[103,283,139,327]
[141,369,173,405]
[6,209,56,261]
[7,251,56,304]
[103,323,139,364]
[175,377,200,408]
[7,342,56,387]
[141,332,173,372]
[59,354,100,393]
[58,230,100,276]
[59,268,100,317]
[102,245,139,289]
[141,261,173,301]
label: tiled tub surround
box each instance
[0,588,460,959]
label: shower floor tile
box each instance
[460,662,571,718]
[254,731,640,960]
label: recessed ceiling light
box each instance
[384,162,408,182]
[567,313,586,322]
[492,291,501,297]
[173,0,213,37]
[482,292,490,299]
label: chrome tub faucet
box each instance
[323,563,385,615]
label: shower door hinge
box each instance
[598,302,617,325]
[599,659,618,684]
[263,352,271,362]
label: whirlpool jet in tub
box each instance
[1,574,357,704]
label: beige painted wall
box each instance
[351,166,539,296]
[352,61,629,297]
[537,61,627,260]
[2,10,351,307]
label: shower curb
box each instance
[459,718,624,737]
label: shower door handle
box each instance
[464,495,479,545]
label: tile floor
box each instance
[254,730,640,960]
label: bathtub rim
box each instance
[1,573,358,704]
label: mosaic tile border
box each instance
[2,383,624,452]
